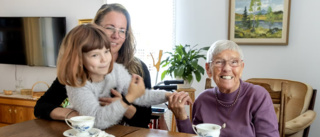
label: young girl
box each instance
[57,24,171,129]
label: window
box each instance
[107,0,175,86]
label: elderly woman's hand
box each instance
[168,91,193,120]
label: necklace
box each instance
[215,87,241,108]
[215,86,241,128]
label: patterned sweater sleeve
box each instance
[66,85,127,129]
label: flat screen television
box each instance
[0,17,66,67]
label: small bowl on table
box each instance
[3,90,13,95]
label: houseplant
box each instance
[160,44,209,86]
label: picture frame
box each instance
[78,19,93,24]
[228,0,291,45]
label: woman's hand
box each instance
[99,89,136,118]
[99,89,121,106]
[126,74,145,103]
[168,91,193,120]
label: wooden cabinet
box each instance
[0,96,37,127]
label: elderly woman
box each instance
[168,40,279,137]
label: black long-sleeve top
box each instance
[34,60,152,128]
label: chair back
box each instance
[205,78,214,89]
[246,78,317,137]
[246,78,313,122]
[246,80,288,137]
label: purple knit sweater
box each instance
[176,80,279,137]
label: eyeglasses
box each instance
[210,59,242,68]
[103,26,127,39]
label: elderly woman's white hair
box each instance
[206,40,244,62]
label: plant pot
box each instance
[176,77,193,89]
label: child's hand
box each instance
[99,89,121,106]
[126,74,145,103]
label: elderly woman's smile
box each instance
[220,76,233,79]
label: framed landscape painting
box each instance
[228,0,291,45]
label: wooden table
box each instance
[0,119,196,137]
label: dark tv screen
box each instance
[0,17,66,67]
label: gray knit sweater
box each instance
[66,63,167,129]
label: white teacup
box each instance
[192,123,221,137]
[65,116,95,136]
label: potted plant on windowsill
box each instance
[160,44,209,88]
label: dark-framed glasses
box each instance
[104,26,127,39]
[210,59,242,67]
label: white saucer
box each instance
[63,128,100,137]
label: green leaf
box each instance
[175,65,185,77]
[176,45,184,56]
[198,65,205,74]
[161,70,169,80]
[191,59,198,68]
[186,74,192,83]
[200,46,210,51]
[194,71,201,82]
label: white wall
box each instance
[0,0,103,90]
[0,0,103,32]
[176,0,320,136]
